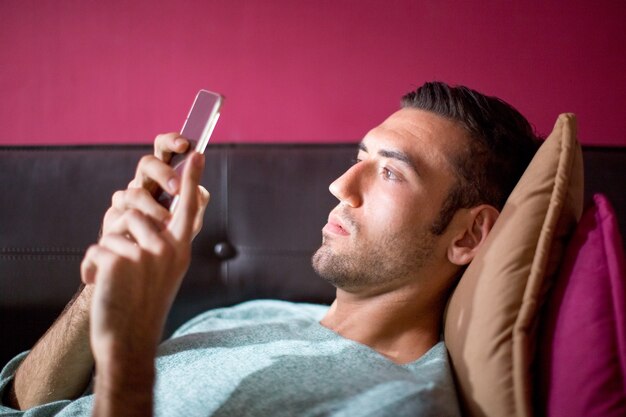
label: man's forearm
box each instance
[8,285,94,410]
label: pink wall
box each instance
[1,0,624,146]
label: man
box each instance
[0,82,539,416]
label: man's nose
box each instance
[329,163,364,207]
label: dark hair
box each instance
[402,81,541,235]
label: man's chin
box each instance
[312,246,336,278]
[311,245,356,289]
[311,245,329,275]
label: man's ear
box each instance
[447,205,499,266]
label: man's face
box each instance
[312,108,469,293]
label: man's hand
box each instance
[102,133,209,239]
[7,134,208,412]
[81,151,206,417]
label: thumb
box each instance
[168,152,205,242]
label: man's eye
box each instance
[382,167,398,181]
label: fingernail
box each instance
[175,138,187,148]
[168,177,180,192]
[81,262,96,284]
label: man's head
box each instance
[402,82,541,235]
[312,81,540,298]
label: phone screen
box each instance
[157,90,223,210]
[179,90,223,156]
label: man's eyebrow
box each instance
[358,142,420,175]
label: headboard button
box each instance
[213,241,236,259]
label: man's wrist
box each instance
[93,356,155,417]
[95,342,156,382]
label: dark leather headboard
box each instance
[1,144,624,365]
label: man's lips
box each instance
[323,215,350,236]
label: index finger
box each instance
[168,152,205,242]
[154,133,190,162]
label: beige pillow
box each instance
[443,114,584,417]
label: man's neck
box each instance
[320,286,444,365]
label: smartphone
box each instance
[156,90,224,211]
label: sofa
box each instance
[1,123,625,415]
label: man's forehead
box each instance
[362,108,468,166]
